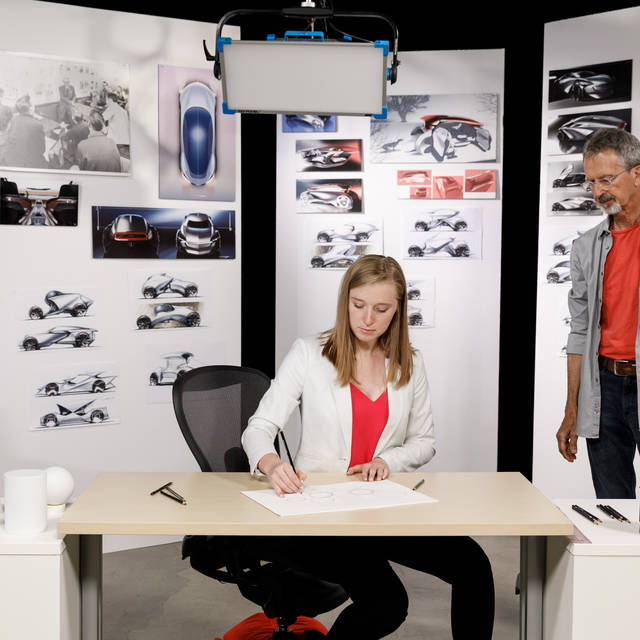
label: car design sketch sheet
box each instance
[242,480,437,517]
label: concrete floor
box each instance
[104,537,520,639]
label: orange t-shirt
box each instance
[215,613,327,640]
[599,222,640,359]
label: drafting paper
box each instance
[242,479,437,517]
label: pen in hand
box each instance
[280,431,304,493]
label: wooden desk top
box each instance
[57,472,573,537]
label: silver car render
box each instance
[150,352,194,386]
[176,213,221,257]
[142,273,198,298]
[407,235,470,258]
[40,399,109,428]
[547,260,571,283]
[37,373,117,397]
[413,209,468,232]
[136,304,201,329]
[28,290,93,320]
[20,326,97,351]
[310,244,359,268]
[316,223,378,243]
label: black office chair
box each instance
[172,365,347,638]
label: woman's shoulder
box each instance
[285,333,326,359]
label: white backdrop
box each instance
[276,50,504,472]
[0,1,241,551]
[533,7,640,498]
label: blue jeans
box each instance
[587,365,640,498]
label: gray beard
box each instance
[598,198,622,215]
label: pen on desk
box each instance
[412,479,425,491]
[150,482,172,496]
[160,489,187,505]
[604,504,631,523]
[164,485,186,503]
[571,504,601,524]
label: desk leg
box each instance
[520,536,545,640]
[80,534,102,640]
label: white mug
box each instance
[3,469,47,535]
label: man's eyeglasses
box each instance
[582,169,627,192]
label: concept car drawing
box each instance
[398,171,430,184]
[547,261,571,283]
[316,223,378,243]
[40,399,109,428]
[407,235,470,258]
[551,197,598,211]
[413,210,468,232]
[556,114,627,154]
[465,170,496,193]
[142,274,198,298]
[553,233,582,255]
[150,352,194,386]
[300,184,360,210]
[299,147,352,168]
[180,81,216,186]
[310,244,359,268]
[102,214,159,258]
[407,282,421,300]
[20,326,97,351]
[552,166,586,189]
[28,291,94,320]
[555,70,615,102]
[284,114,332,131]
[410,115,492,161]
[136,304,200,330]
[433,176,463,199]
[408,305,424,326]
[0,179,77,226]
[37,373,117,397]
[176,213,221,257]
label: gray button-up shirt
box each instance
[567,216,640,437]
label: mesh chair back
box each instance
[172,365,271,472]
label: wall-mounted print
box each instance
[547,109,631,155]
[135,301,203,331]
[545,258,572,285]
[18,325,98,352]
[138,272,200,300]
[309,243,377,269]
[464,169,497,197]
[34,361,117,398]
[0,177,78,226]
[92,206,235,259]
[158,65,236,202]
[397,169,497,200]
[548,161,587,192]
[0,51,130,174]
[24,290,94,322]
[407,207,481,234]
[406,277,435,329]
[398,170,431,186]
[32,398,118,431]
[296,179,363,213]
[548,60,632,109]
[550,230,583,256]
[370,94,498,163]
[549,195,600,215]
[296,139,363,172]
[405,231,482,260]
[282,114,337,133]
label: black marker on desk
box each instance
[571,504,601,525]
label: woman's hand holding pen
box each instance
[347,457,389,481]
[259,453,307,497]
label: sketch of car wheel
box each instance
[29,306,44,320]
[185,285,198,297]
[70,304,88,317]
[185,312,201,327]
[409,313,423,326]
[74,333,92,347]
[454,245,470,257]
[90,410,105,423]
[143,288,156,299]
[408,245,424,257]
[45,383,59,396]
[92,381,106,393]
[453,221,468,231]
[335,194,353,209]
[43,414,58,427]
[137,316,152,330]
[150,373,159,386]
[547,272,560,283]
[311,256,325,268]
[553,245,566,256]
[414,221,428,232]
[300,192,312,205]
[408,289,421,300]
[23,337,38,351]
[317,232,331,243]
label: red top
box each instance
[600,222,640,360]
[348,383,389,468]
[216,613,327,640]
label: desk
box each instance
[58,471,572,640]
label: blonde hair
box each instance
[321,255,414,387]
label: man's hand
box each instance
[556,413,578,462]
[347,457,390,481]
[258,453,306,497]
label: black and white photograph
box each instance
[370,93,498,164]
[1,177,78,226]
[547,108,632,155]
[406,277,435,329]
[406,207,482,234]
[92,206,236,259]
[405,231,482,260]
[548,59,632,109]
[34,362,117,398]
[135,301,204,332]
[296,179,363,213]
[31,396,119,431]
[0,51,130,174]
[282,114,337,133]
[158,65,236,202]
[296,139,363,172]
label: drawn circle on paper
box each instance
[309,490,334,501]
[284,493,308,502]
[350,488,374,496]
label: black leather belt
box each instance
[599,355,637,377]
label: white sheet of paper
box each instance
[242,479,437,517]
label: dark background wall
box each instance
[45,0,640,477]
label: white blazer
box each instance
[242,335,436,474]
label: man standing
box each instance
[557,127,640,498]
[76,111,121,172]
[103,92,130,159]
[2,94,46,168]
[57,77,76,125]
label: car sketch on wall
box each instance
[102,213,160,258]
[176,213,221,257]
[552,165,586,189]
[282,114,336,133]
[141,273,198,298]
[316,223,378,243]
[179,81,216,186]
[39,399,109,428]
[310,244,360,268]
[150,352,194,385]
[397,170,431,185]
[19,326,97,351]
[413,210,468,232]
[408,305,424,326]
[551,197,598,212]
[407,235,470,258]
[36,373,116,397]
[136,303,201,330]
[297,181,362,212]
[27,291,93,320]
[552,232,582,255]
[296,139,362,172]
[465,169,496,193]
[0,178,78,226]
[546,260,571,283]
